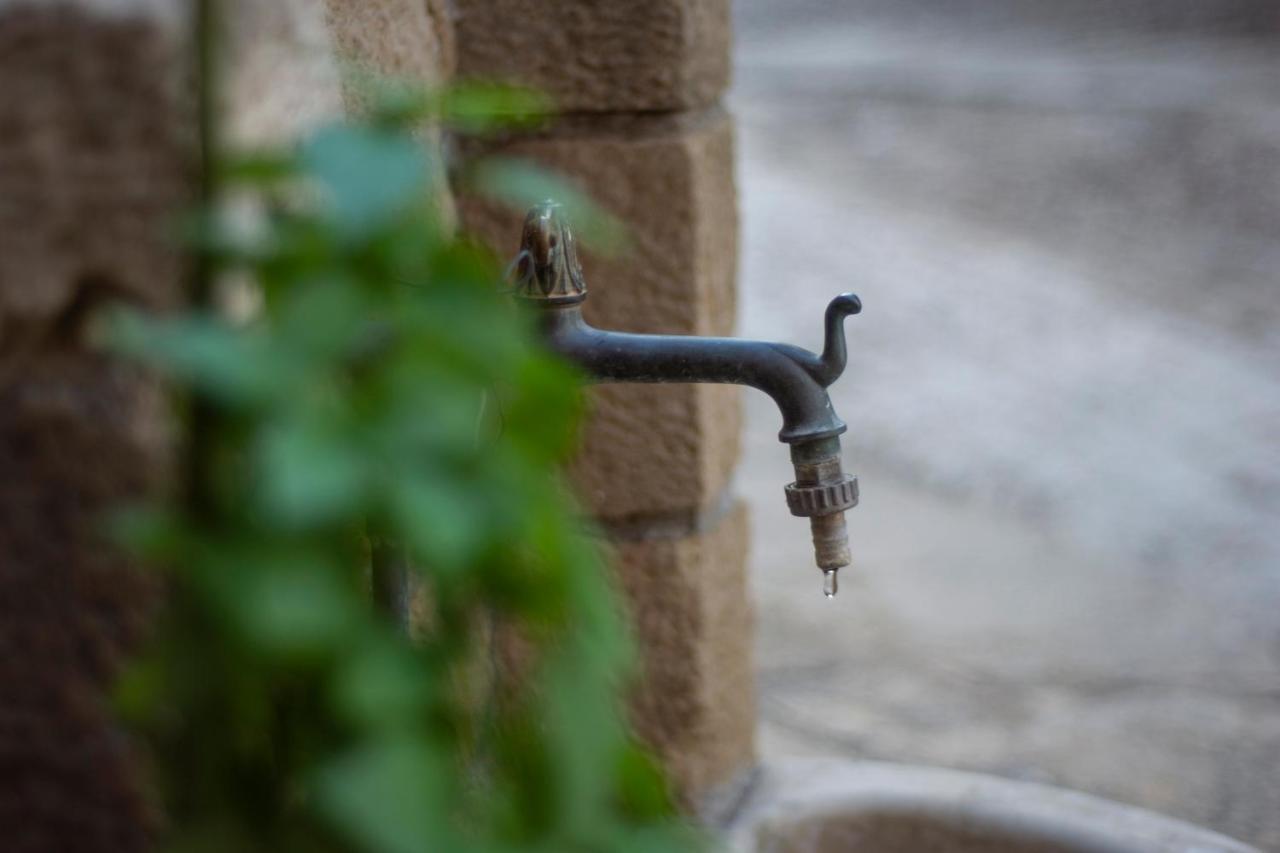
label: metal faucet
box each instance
[509,202,860,596]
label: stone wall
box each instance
[452,0,753,807]
[0,6,187,849]
[0,2,450,850]
[0,0,748,840]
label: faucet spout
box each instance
[536,305,856,445]
[509,203,861,590]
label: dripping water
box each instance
[822,568,838,598]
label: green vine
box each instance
[108,81,701,853]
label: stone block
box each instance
[453,0,731,112]
[224,0,456,218]
[0,353,168,853]
[224,0,453,147]
[223,0,346,147]
[0,3,186,354]
[611,500,756,805]
[457,109,741,521]
[0,6,185,850]
[324,0,454,96]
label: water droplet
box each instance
[822,568,838,598]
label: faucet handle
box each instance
[508,202,588,305]
[812,293,862,387]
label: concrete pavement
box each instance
[731,5,1280,847]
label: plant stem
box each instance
[371,539,411,632]
[186,0,219,514]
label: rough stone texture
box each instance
[222,0,345,148]
[325,0,454,86]
[0,4,186,363]
[452,19,750,809]
[222,0,455,226]
[0,2,455,851]
[0,354,169,853]
[321,0,455,223]
[452,0,731,113]
[322,0,453,109]
[223,0,454,145]
[610,501,755,805]
[457,109,741,521]
[0,5,186,851]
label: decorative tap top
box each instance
[508,202,587,304]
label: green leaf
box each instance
[331,637,434,730]
[107,309,286,406]
[503,355,586,462]
[351,77,551,134]
[438,82,553,133]
[105,505,185,561]
[301,123,429,239]
[317,737,456,853]
[373,366,490,457]
[234,555,360,656]
[276,273,372,361]
[218,150,298,185]
[110,86,703,853]
[614,744,676,821]
[256,418,369,526]
[389,476,484,574]
[465,158,628,254]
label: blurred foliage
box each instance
[108,84,702,853]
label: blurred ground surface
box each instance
[730,3,1280,848]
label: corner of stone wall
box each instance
[451,0,753,807]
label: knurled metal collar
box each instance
[784,475,859,517]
